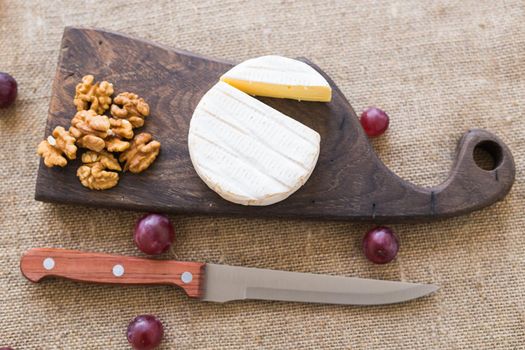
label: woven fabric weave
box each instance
[0,1,523,348]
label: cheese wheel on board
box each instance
[188,81,320,206]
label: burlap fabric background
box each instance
[1,0,523,349]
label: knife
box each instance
[20,248,437,305]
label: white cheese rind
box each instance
[188,81,320,206]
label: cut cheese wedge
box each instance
[220,55,332,102]
[188,81,321,206]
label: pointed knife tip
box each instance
[423,283,440,295]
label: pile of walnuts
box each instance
[37,75,161,190]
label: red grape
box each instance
[127,315,164,350]
[0,72,17,108]
[134,213,175,255]
[360,107,389,137]
[362,226,399,264]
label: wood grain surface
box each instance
[35,27,515,222]
[20,248,206,298]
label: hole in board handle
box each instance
[473,140,503,171]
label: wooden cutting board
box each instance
[35,27,515,222]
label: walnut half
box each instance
[37,126,77,167]
[70,110,111,152]
[74,75,114,114]
[109,118,133,139]
[37,140,66,167]
[105,137,130,153]
[119,133,161,173]
[77,151,121,190]
[111,92,150,128]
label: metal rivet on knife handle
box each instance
[42,257,55,270]
[181,272,193,284]
[112,264,125,277]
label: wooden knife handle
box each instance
[20,248,205,298]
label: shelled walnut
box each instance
[105,137,130,152]
[77,151,121,190]
[120,133,161,173]
[71,110,110,137]
[109,118,133,139]
[102,118,133,153]
[111,92,150,128]
[36,126,77,167]
[70,110,110,152]
[75,135,105,153]
[37,140,67,167]
[74,75,114,114]
[50,126,77,160]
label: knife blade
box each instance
[20,248,437,305]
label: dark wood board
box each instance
[35,27,515,222]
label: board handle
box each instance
[432,128,515,216]
[20,248,206,298]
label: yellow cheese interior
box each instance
[220,77,332,102]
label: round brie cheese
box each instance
[188,81,320,206]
